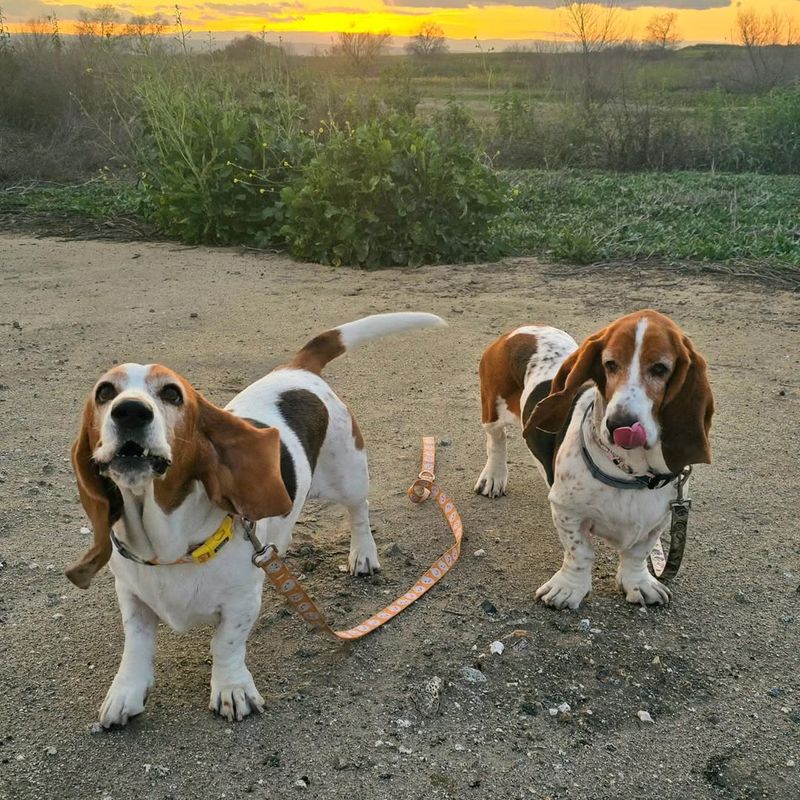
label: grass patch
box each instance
[0,179,144,219]
[503,171,800,268]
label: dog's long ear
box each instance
[660,334,713,472]
[65,398,122,589]
[524,331,607,436]
[196,396,292,521]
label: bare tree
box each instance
[331,31,391,76]
[76,5,122,48]
[561,0,621,55]
[560,1,621,107]
[735,7,798,88]
[405,23,448,57]
[645,12,680,50]
[124,13,167,56]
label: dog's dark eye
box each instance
[650,363,670,379]
[604,360,619,374]
[95,382,117,405]
[160,384,183,406]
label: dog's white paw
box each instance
[535,569,591,610]
[348,538,380,576]
[209,674,265,722]
[617,568,672,606]
[474,465,508,498]
[98,677,152,728]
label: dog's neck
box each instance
[114,480,228,564]
[587,393,671,478]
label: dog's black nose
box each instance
[606,413,638,435]
[111,399,154,428]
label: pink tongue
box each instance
[613,422,647,449]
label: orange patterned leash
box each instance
[246,437,463,641]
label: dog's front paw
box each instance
[209,674,265,722]
[535,569,591,610]
[98,676,152,728]
[617,569,672,606]
[348,539,380,576]
[474,464,508,498]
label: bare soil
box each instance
[1,234,798,800]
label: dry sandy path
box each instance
[1,234,799,800]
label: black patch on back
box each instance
[277,389,329,472]
[522,380,590,486]
[242,417,297,503]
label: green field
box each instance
[2,25,800,275]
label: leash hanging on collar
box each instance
[245,437,463,642]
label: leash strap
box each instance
[250,437,463,641]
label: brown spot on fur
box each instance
[290,329,345,375]
[351,413,365,450]
[478,330,538,422]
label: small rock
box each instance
[480,598,498,616]
[89,722,104,735]
[548,707,558,717]
[189,312,199,319]
[579,619,591,632]
[439,437,452,446]
[473,549,486,558]
[768,687,782,698]
[45,746,57,756]
[398,745,412,755]
[394,718,412,728]
[637,710,654,724]
[734,591,748,604]
[461,666,487,684]
[412,675,444,716]
[294,777,308,789]
[557,702,571,715]
[489,640,505,655]
[12,320,21,330]
[384,542,403,557]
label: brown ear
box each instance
[66,399,123,589]
[524,332,606,436]
[197,397,293,521]
[660,335,714,472]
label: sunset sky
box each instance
[4,1,800,49]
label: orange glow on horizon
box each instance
[6,2,800,46]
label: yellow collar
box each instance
[110,515,236,566]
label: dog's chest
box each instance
[551,441,672,546]
[111,539,261,632]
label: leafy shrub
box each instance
[744,86,800,173]
[280,114,507,267]
[133,70,314,246]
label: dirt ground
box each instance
[1,234,798,800]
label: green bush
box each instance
[745,86,800,173]
[133,71,314,246]
[280,114,507,267]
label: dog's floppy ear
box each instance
[660,334,713,472]
[196,396,292,521]
[524,330,607,436]
[66,398,123,589]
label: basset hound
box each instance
[68,312,445,727]
[475,310,713,609]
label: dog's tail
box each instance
[290,313,446,375]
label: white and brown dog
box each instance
[68,312,445,727]
[475,310,713,609]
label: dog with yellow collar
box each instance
[68,312,445,727]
